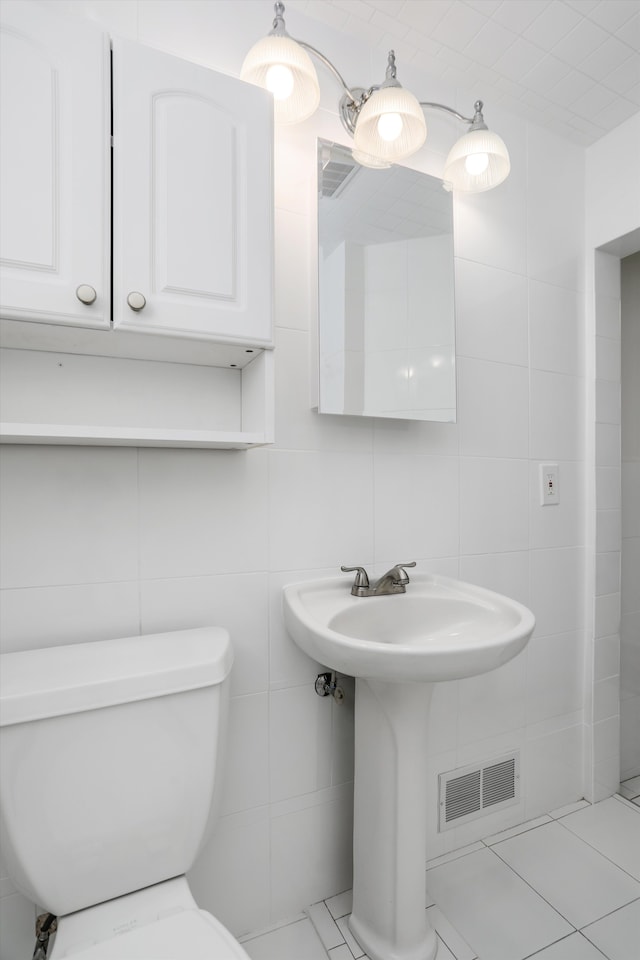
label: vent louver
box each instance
[438,752,520,831]
[483,757,516,808]
[444,770,481,823]
[319,143,359,199]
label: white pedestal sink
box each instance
[283,572,535,960]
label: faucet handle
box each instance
[391,561,417,584]
[341,565,370,588]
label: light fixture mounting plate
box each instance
[339,87,367,137]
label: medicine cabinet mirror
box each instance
[317,139,456,422]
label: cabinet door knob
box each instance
[76,284,97,305]
[127,291,147,312]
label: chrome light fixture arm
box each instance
[419,99,489,131]
[295,39,360,103]
[295,38,379,137]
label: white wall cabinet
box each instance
[113,40,272,345]
[0,3,274,448]
[0,1,110,328]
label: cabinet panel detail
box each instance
[154,94,236,300]
[0,29,57,271]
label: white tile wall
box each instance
[525,720,584,819]
[454,258,528,367]
[457,357,529,458]
[188,806,271,936]
[530,280,583,378]
[138,449,270,578]
[269,786,354,921]
[530,370,584,462]
[0,446,139,588]
[373,453,459,559]
[3,2,637,956]
[530,547,585,638]
[140,573,269,697]
[588,251,623,802]
[586,118,640,798]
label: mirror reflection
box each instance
[317,139,456,422]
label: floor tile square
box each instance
[244,917,329,960]
[561,797,640,880]
[620,775,640,798]
[426,847,572,960]
[528,931,615,959]
[493,820,640,928]
[328,946,356,960]
[325,889,353,920]
[426,904,477,960]
[307,900,344,950]
[434,937,457,960]
[336,916,365,958]
[582,899,640,960]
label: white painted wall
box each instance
[0,1,597,955]
[585,114,640,252]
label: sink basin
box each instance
[283,569,535,960]
[283,572,535,683]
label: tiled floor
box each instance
[242,792,640,960]
[618,775,640,806]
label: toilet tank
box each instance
[0,628,233,917]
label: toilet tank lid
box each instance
[0,627,233,726]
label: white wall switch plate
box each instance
[539,463,560,505]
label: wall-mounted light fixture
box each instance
[241,2,510,192]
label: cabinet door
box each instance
[0,1,110,327]
[113,40,273,345]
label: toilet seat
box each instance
[48,877,250,960]
[55,908,251,959]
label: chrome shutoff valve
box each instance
[315,671,345,704]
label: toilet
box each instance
[0,627,251,958]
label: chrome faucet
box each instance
[341,562,416,597]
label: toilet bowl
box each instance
[0,628,250,959]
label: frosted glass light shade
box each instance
[352,148,392,169]
[444,128,510,193]
[354,86,426,162]
[241,35,320,124]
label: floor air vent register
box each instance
[438,752,520,831]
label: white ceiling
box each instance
[287,0,640,145]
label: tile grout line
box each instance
[579,895,640,935]
[486,839,580,933]
[520,930,609,960]
[554,804,640,885]
[489,824,640,938]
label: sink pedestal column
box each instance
[349,678,438,960]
